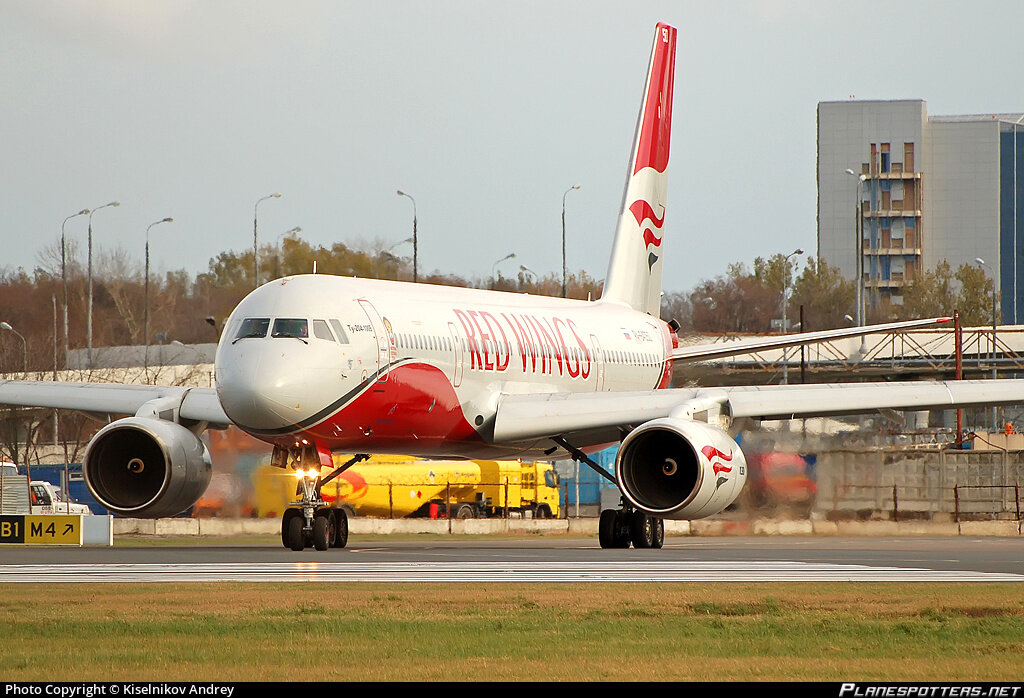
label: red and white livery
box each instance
[2,23,1022,549]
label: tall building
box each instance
[817,100,1024,323]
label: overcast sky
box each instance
[2,1,1021,293]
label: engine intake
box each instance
[84,417,212,518]
[615,418,746,520]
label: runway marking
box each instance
[1,561,1021,583]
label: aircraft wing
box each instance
[0,380,230,426]
[672,317,951,363]
[492,378,1024,443]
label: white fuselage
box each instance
[214,274,675,459]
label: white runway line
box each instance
[1,561,1022,583]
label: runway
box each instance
[2,536,1023,582]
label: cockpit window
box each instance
[234,318,270,341]
[272,318,309,340]
[329,319,349,344]
[312,319,335,342]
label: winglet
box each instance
[601,23,677,317]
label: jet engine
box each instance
[615,417,746,520]
[84,417,212,518]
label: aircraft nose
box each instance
[216,346,322,432]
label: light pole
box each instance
[61,208,89,368]
[781,247,803,384]
[87,201,120,368]
[274,226,302,279]
[845,169,867,326]
[492,252,516,287]
[975,257,999,429]
[519,265,537,283]
[396,190,418,283]
[144,217,174,377]
[0,322,27,373]
[254,192,281,288]
[562,184,580,298]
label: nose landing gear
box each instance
[276,448,369,552]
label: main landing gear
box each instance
[276,447,369,552]
[599,501,665,549]
[551,436,666,551]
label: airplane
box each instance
[2,22,1023,551]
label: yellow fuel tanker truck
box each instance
[253,454,560,519]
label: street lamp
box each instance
[144,217,174,377]
[519,265,537,282]
[0,322,27,373]
[87,201,120,368]
[845,169,867,326]
[976,257,999,429]
[396,190,418,283]
[254,192,281,288]
[274,226,302,278]
[492,252,516,287]
[61,208,89,367]
[562,184,580,298]
[781,248,803,384]
[388,236,414,252]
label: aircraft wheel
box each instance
[331,508,349,549]
[598,509,615,548]
[312,515,330,551]
[613,511,632,548]
[281,509,300,549]
[630,511,654,549]
[287,515,306,552]
[651,517,665,549]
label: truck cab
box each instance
[30,481,91,515]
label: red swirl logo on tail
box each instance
[629,199,665,249]
[701,444,734,475]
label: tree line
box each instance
[661,254,995,335]
[0,234,996,373]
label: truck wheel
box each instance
[287,515,305,552]
[535,505,551,519]
[312,515,330,551]
[331,508,349,549]
[453,503,475,519]
[630,511,655,549]
[651,517,665,549]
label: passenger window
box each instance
[272,318,308,339]
[329,320,349,344]
[312,320,335,342]
[234,318,270,341]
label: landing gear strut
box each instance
[277,449,368,551]
[551,436,666,551]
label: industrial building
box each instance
[817,100,1024,322]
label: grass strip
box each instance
[1,583,1022,681]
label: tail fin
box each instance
[601,23,676,317]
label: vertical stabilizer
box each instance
[601,23,676,316]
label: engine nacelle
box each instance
[615,417,746,520]
[84,417,213,518]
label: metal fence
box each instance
[816,448,1024,521]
